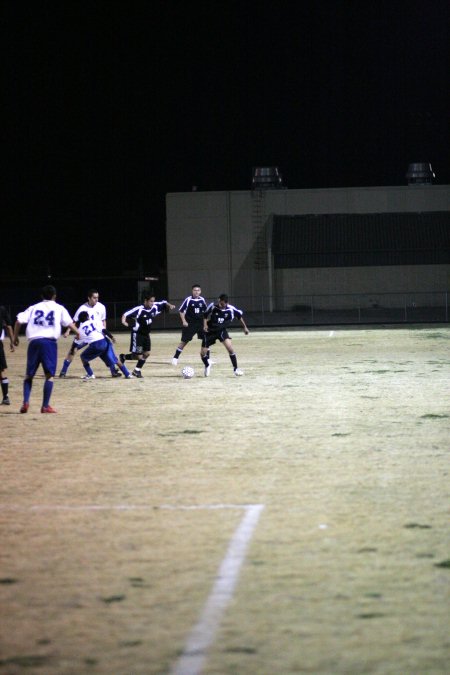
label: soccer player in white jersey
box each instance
[201,294,249,377]
[75,311,132,380]
[59,289,119,378]
[13,285,80,413]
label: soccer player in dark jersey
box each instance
[201,294,249,377]
[120,295,175,377]
[0,304,15,405]
[172,284,208,365]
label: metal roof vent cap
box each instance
[252,166,284,189]
[406,162,435,185]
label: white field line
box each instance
[171,503,265,675]
[1,501,265,675]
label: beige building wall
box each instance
[166,185,450,308]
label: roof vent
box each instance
[406,162,435,185]
[252,166,284,189]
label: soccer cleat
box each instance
[132,369,143,378]
[119,353,126,364]
[41,405,57,413]
[125,373,134,379]
[20,402,29,413]
[81,374,96,380]
[171,357,178,366]
[59,372,66,378]
[1,396,11,405]
[204,364,211,377]
[111,370,122,378]
[234,368,244,376]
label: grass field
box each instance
[1,326,449,675]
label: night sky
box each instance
[2,0,449,281]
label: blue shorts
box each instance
[82,339,118,368]
[26,338,58,377]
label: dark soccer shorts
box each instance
[129,333,151,354]
[202,328,230,349]
[181,322,204,343]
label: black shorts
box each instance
[181,322,204,344]
[129,332,151,354]
[0,341,7,371]
[202,328,230,349]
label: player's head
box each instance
[87,289,99,306]
[143,294,155,307]
[192,284,201,297]
[41,285,57,300]
[78,311,89,323]
[218,293,228,308]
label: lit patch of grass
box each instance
[422,333,449,339]
[119,640,143,647]
[101,594,126,604]
[404,523,432,529]
[158,430,204,436]
[420,413,449,419]
[0,655,49,668]
[357,547,377,553]
[434,559,450,569]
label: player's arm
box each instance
[67,321,81,340]
[102,328,115,343]
[5,323,15,351]
[178,298,189,326]
[203,304,213,333]
[239,317,250,335]
[13,319,23,346]
[122,307,138,328]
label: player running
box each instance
[120,295,175,377]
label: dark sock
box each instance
[229,353,238,369]
[1,377,8,397]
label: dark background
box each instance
[2,0,449,297]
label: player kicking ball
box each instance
[201,294,249,377]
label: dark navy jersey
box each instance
[205,302,243,332]
[178,295,208,322]
[123,301,168,335]
[0,305,12,341]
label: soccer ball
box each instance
[181,366,195,379]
